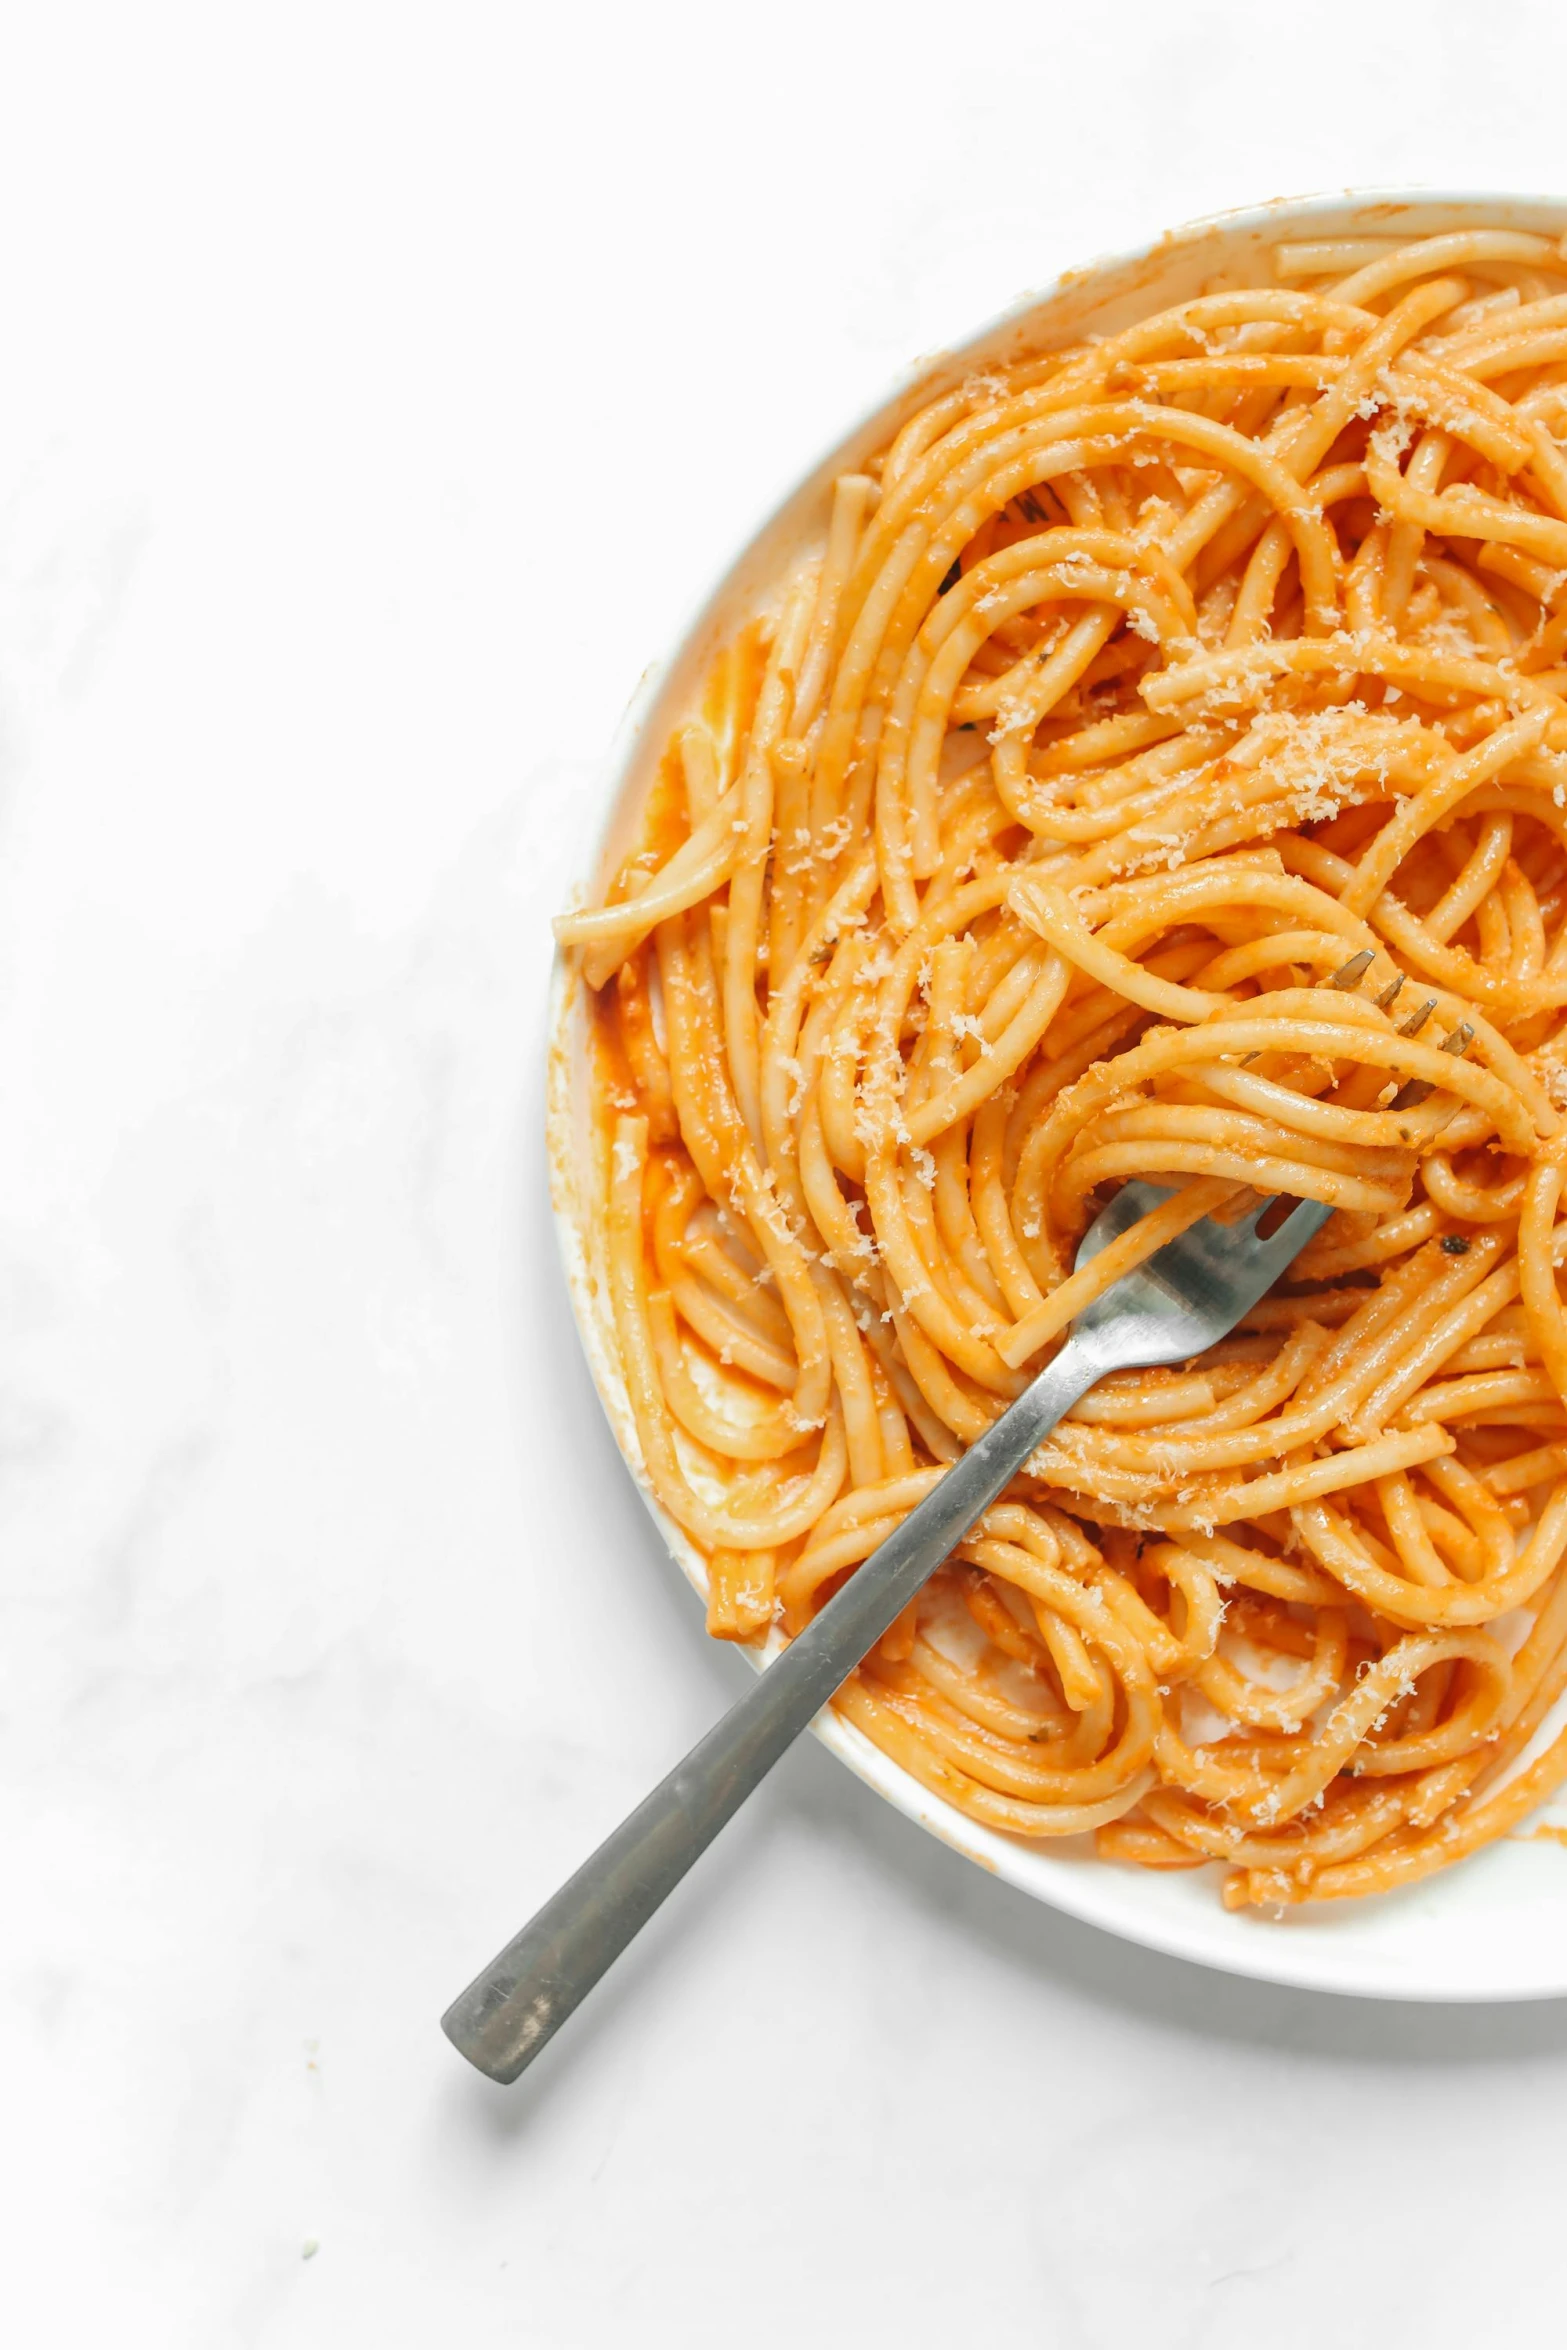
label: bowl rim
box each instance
[546,187,1567,2003]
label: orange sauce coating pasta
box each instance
[559,225,1567,1909]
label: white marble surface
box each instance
[10,6,1567,2344]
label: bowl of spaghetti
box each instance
[549,192,1567,1999]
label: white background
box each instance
[8,3,1567,2344]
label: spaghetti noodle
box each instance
[558,224,1567,1910]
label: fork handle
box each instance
[441,1335,1102,2082]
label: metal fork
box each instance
[442,965,1475,2083]
[441,1177,1333,2082]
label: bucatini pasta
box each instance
[558,225,1567,1910]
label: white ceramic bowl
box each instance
[548,191,1567,2000]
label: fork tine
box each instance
[1398,998,1438,1038]
[1256,1194,1332,1253]
[1374,973,1406,1010]
[1389,1018,1474,1112]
